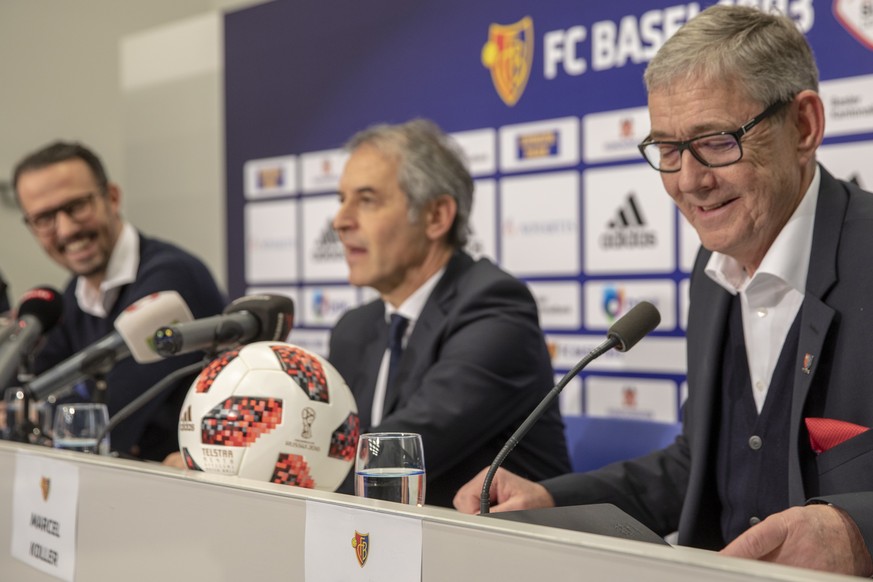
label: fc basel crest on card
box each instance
[481,16,534,107]
[352,530,369,567]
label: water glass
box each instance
[53,403,110,454]
[355,432,425,506]
[1,387,26,441]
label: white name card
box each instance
[11,452,80,581]
[305,500,422,581]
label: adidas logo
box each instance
[312,220,345,261]
[600,193,657,249]
[608,193,646,228]
[179,405,196,432]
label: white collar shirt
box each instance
[75,222,139,318]
[704,166,820,412]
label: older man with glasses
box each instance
[456,5,873,576]
[11,141,225,462]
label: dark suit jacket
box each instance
[329,251,571,507]
[542,166,873,552]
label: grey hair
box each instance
[345,118,473,249]
[644,4,818,107]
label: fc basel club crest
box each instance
[40,477,50,501]
[481,16,534,107]
[352,531,369,567]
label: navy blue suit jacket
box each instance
[329,251,570,507]
[34,233,225,461]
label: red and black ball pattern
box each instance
[195,349,241,393]
[328,412,360,462]
[270,452,315,488]
[270,345,329,403]
[201,396,283,446]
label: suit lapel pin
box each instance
[801,353,814,375]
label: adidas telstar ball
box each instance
[177,341,359,491]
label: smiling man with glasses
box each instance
[638,99,791,174]
[456,5,873,576]
[16,147,120,287]
[23,191,100,232]
[10,142,225,462]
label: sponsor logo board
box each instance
[245,200,298,283]
[583,164,675,273]
[548,333,686,375]
[501,171,580,277]
[582,106,650,164]
[450,128,497,177]
[499,117,580,172]
[583,280,675,331]
[529,281,581,330]
[301,196,347,282]
[585,376,678,422]
[244,155,297,199]
[300,149,348,195]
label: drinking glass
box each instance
[355,432,426,506]
[1,387,26,441]
[52,403,110,454]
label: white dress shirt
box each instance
[704,166,820,412]
[75,222,139,318]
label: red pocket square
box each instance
[805,417,870,454]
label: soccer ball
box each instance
[177,341,359,491]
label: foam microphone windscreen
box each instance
[114,291,194,363]
[223,293,294,342]
[607,301,661,352]
[17,287,63,332]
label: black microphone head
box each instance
[606,301,660,352]
[16,287,63,332]
[223,294,294,342]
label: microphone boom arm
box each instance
[479,335,620,515]
[94,360,206,453]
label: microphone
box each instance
[27,291,193,401]
[479,301,661,514]
[0,287,63,391]
[153,293,294,357]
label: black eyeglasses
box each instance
[23,192,99,233]
[638,100,791,173]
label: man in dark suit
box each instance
[13,141,225,461]
[455,5,873,576]
[329,119,570,507]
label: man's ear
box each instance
[424,194,457,242]
[106,182,122,213]
[793,90,825,167]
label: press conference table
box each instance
[0,440,851,581]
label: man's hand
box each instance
[162,451,185,469]
[453,466,555,514]
[720,504,873,576]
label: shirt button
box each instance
[749,435,763,450]
[757,308,768,318]
[749,516,761,526]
